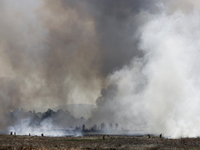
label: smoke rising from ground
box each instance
[7,108,85,136]
[93,5,200,138]
[0,0,200,138]
[0,0,158,129]
[0,0,155,112]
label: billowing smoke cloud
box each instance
[0,0,157,112]
[92,2,200,138]
[1,0,200,138]
[0,0,158,129]
[139,8,200,138]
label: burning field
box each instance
[1,0,200,145]
[1,134,200,150]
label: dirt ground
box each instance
[0,134,200,150]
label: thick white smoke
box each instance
[9,118,65,136]
[106,9,200,138]
[9,118,82,137]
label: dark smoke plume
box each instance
[0,0,158,120]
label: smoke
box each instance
[140,9,200,138]
[1,0,200,138]
[9,118,69,136]
[92,2,200,138]
[0,0,154,112]
[0,0,158,128]
[7,108,84,136]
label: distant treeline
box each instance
[5,108,118,131]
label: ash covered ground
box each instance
[1,134,200,150]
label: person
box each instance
[160,134,162,138]
[148,134,151,138]
[103,135,105,140]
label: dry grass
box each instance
[0,135,200,150]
